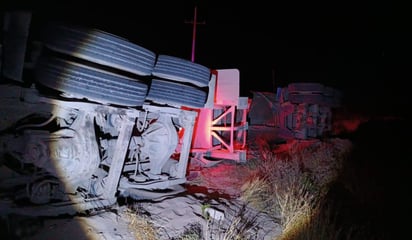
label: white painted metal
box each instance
[191,69,250,162]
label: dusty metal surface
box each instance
[0,15,207,216]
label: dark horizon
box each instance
[1,0,407,117]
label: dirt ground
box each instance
[0,126,293,240]
[0,125,344,240]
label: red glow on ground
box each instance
[333,118,366,134]
[187,160,254,198]
[332,111,370,135]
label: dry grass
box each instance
[241,177,279,219]
[276,203,344,240]
[125,209,158,240]
[205,203,261,240]
[220,205,260,240]
[126,138,363,240]
[177,223,203,240]
[241,138,358,240]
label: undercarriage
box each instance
[0,12,207,216]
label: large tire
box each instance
[152,55,211,87]
[42,23,156,76]
[35,56,148,106]
[146,79,207,108]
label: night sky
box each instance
[1,0,408,117]
[0,2,409,237]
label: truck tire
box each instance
[35,56,148,106]
[42,23,156,76]
[146,79,207,108]
[152,55,211,87]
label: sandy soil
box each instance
[1,160,283,240]
[0,126,321,240]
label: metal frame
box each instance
[191,69,249,162]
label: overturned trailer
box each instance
[0,12,251,216]
[249,83,342,140]
[0,12,341,217]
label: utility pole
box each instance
[185,5,205,62]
